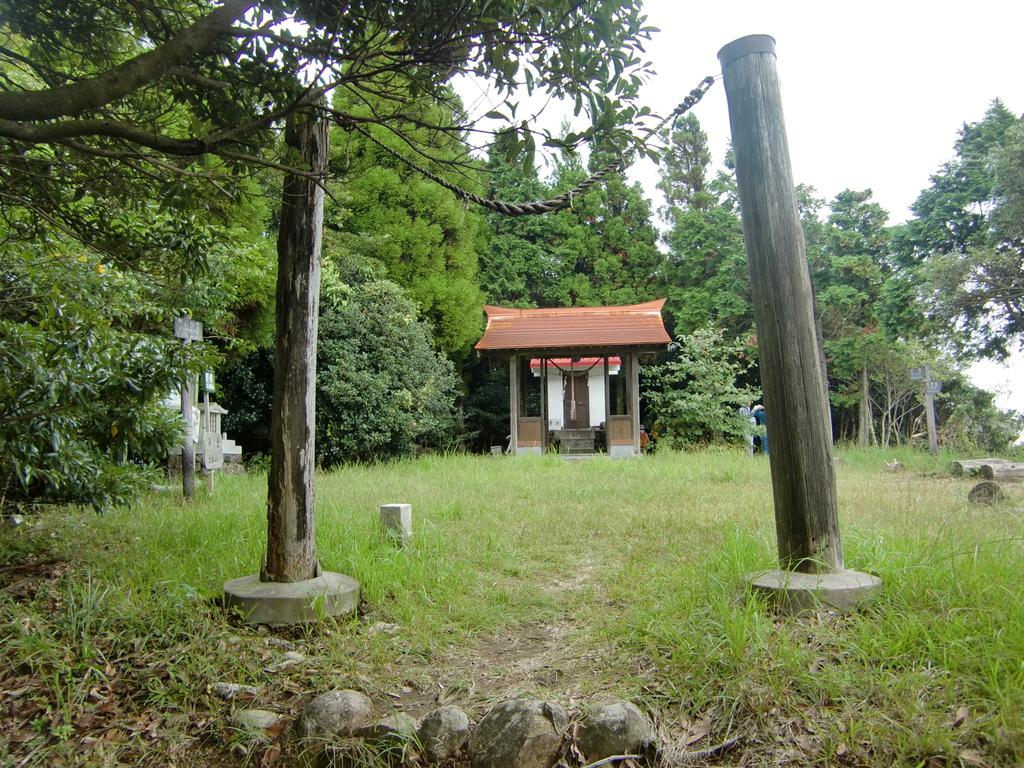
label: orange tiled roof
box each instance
[475,300,670,352]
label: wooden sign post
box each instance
[173,316,203,501]
[718,35,880,612]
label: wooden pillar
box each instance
[263,109,327,583]
[719,35,842,573]
[603,356,611,454]
[629,352,640,455]
[540,358,548,452]
[509,354,519,455]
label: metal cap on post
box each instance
[718,34,881,613]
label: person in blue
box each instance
[752,404,768,455]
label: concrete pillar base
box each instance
[748,568,882,615]
[223,571,360,626]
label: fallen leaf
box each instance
[950,706,970,729]
[261,744,282,766]
[959,749,986,766]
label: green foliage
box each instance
[937,373,1023,453]
[898,101,1024,356]
[644,327,760,447]
[326,87,484,358]
[316,275,460,464]
[0,246,207,511]
[656,117,750,337]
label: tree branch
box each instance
[0,0,253,121]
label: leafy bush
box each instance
[644,326,760,448]
[0,247,206,511]
[316,277,459,464]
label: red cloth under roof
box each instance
[528,356,621,368]
[475,299,670,352]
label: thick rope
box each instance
[337,75,715,217]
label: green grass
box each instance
[2,447,1022,766]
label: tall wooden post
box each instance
[508,354,519,455]
[720,37,839,577]
[720,35,840,572]
[719,35,880,610]
[628,352,640,455]
[262,110,327,583]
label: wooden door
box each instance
[563,373,590,428]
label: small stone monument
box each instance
[380,503,412,546]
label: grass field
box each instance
[2,447,1023,767]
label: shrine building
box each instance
[474,299,671,456]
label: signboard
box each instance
[925,381,943,395]
[174,317,203,342]
[908,367,927,381]
[202,432,223,470]
[201,371,215,393]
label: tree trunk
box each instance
[719,36,842,574]
[857,365,874,448]
[263,110,327,583]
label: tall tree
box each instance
[814,189,890,447]
[656,117,749,337]
[898,101,1024,356]
[325,87,484,358]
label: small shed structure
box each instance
[475,299,671,456]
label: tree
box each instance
[644,326,760,448]
[898,101,1024,356]
[317,274,459,464]
[325,87,484,358]
[656,117,749,337]
[813,189,890,447]
[0,244,206,511]
[543,150,662,307]
[0,0,657,267]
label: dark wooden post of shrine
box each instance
[223,109,359,624]
[719,35,880,611]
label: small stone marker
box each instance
[380,503,412,546]
[968,480,1003,505]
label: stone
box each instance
[356,712,419,749]
[968,480,1003,505]
[211,682,258,701]
[232,709,280,732]
[468,698,567,768]
[380,503,413,546]
[299,690,373,739]
[748,568,882,615]
[264,650,306,673]
[223,571,360,626]
[577,701,653,761]
[418,705,471,763]
[264,637,297,651]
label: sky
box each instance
[457,0,1024,411]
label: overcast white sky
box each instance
[458,0,1024,411]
